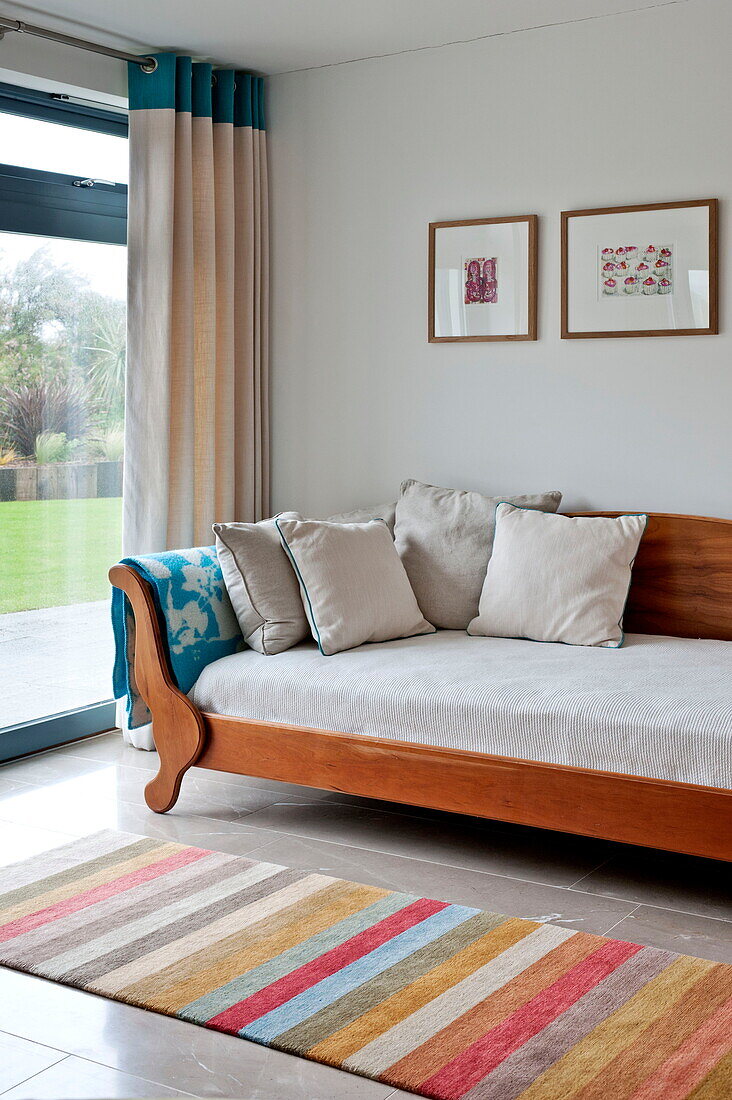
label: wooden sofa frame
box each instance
[109,512,732,862]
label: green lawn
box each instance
[0,498,122,614]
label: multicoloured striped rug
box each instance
[1,831,730,1099]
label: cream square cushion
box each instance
[213,512,309,655]
[275,517,434,655]
[468,504,647,648]
[394,480,562,629]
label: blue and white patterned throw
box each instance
[111,547,242,729]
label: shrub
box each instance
[34,431,69,464]
[64,438,91,461]
[90,425,124,462]
[0,378,92,456]
[0,448,19,466]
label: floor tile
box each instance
[238,798,613,888]
[317,789,628,858]
[1,1055,193,1098]
[0,752,115,785]
[53,732,160,770]
[314,790,530,831]
[0,776,33,798]
[0,970,396,1099]
[0,819,75,868]
[199,771,334,800]
[244,832,639,935]
[572,847,732,920]
[166,773,302,820]
[99,803,281,855]
[602,905,732,964]
[0,762,299,820]
[0,1031,66,1093]
[0,772,283,854]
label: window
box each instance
[0,83,128,760]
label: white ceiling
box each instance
[1,0,683,74]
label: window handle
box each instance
[72,178,116,188]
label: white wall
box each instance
[267,0,731,519]
[0,34,126,105]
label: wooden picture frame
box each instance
[429,215,538,342]
[561,198,718,339]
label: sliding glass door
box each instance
[0,84,127,759]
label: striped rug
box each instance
[1,831,730,1099]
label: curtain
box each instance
[121,55,269,749]
[125,54,269,556]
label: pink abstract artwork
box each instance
[464,257,498,305]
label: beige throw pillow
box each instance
[213,513,309,655]
[468,504,647,648]
[394,479,562,629]
[275,517,434,655]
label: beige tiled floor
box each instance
[0,731,730,1098]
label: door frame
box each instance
[0,704,117,764]
[0,82,128,758]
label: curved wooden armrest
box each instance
[109,563,205,812]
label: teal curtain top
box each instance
[128,53,265,129]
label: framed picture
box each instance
[429,215,537,341]
[561,199,718,339]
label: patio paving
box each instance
[0,601,113,729]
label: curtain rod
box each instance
[0,12,158,72]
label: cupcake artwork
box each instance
[599,244,673,298]
[464,257,498,305]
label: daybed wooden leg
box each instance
[144,694,205,814]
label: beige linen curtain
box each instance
[124,55,269,555]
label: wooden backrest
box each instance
[570,512,732,640]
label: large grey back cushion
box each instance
[326,502,396,534]
[394,480,562,629]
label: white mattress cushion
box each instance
[189,631,732,789]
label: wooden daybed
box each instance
[109,512,732,863]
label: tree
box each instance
[0,248,80,385]
[0,246,126,436]
[84,313,126,423]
